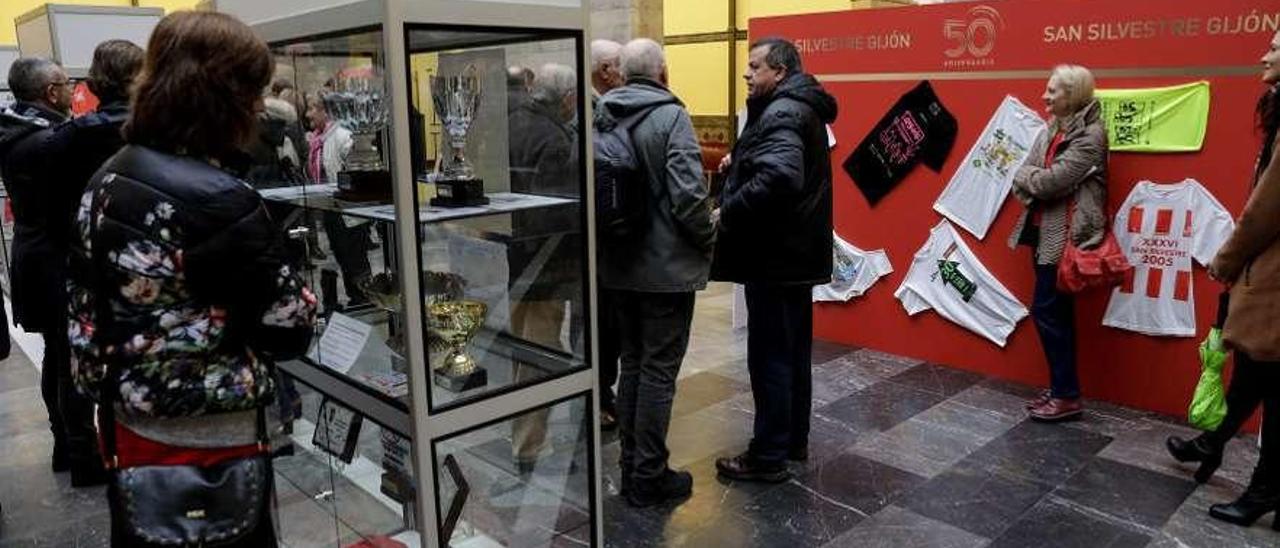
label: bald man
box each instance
[598,38,713,507]
[591,39,624,102]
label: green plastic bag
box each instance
[1189,327,1228,431]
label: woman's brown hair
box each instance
[123,11,271,162]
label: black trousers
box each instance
[744,283,813,464]
[40,316,99,464]
[1031,263,1081,399]
[1203,352,1280,478]
[0,301,10,359]
[597,286,620,415]
[612,289,696,480]
[320,211,372,304]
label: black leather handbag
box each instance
[102,364,273,547]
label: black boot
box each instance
[787,446,809,462]
[51,440,70,473]
[70,456,109,487]
[1209,464,1280,529]
[625,469,692,508]
[1166,435,1223,483]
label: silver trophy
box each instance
[327,75,393,200]
[429,67,488,207]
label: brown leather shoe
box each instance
[1029,397,1083,422]
[1024,390,1051,410]
[715,453,791,483]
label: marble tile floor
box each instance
[600,352,1279,548]
[0,282,1278,547]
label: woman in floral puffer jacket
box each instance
[65,12,316,547]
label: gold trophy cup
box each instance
[427,300,489,392]
[359,273,407,373]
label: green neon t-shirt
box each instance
[1096,81,1210,153]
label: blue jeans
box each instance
[1031,263,1080,399]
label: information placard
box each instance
[307,312,373,374]
[312,396,364,464]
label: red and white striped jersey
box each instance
[1103,180,1234,337]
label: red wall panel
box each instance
[752,0,1278,420]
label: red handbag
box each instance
[1056,201,1133,293]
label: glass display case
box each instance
[229,0,601,546]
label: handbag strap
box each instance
[1062,181,1114,239]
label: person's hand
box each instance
[1207,257,1239,288]
[718,154,732,174]
[711,208,721,226]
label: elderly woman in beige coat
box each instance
[1008,65,1108,422]
[1166,30,1280,529]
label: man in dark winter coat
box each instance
[0,57,75,476]
[597,38,715,508]
[40,40,145,487]
[713,37,837,483]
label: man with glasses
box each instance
[0,57,75,476]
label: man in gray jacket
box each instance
[596,38,715,508]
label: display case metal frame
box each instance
[244,1,602,545]
[14,4,163,79]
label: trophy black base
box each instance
[433,367,487,392]
[430,178,488,207]
[380,470,415,503]
[336,170,393,202]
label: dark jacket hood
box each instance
[756,73,838,125]
[596,79,682,129]
[0,102,64,152]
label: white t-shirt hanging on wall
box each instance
[895,221,1029,346]
[814,233,893,302]
[934,96,1048,240]
[1103,179,1235,337]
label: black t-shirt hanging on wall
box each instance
[844,81,958,206]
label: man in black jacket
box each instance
[42,40,144,487]
[0,57,74,476]
[713,37,837,483]
[597,38,715,507]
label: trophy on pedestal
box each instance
[429,67,488,207]
[359,273,406,373]
[427,300,489,392]
[328,75,392,201]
